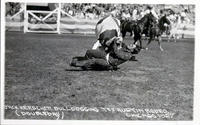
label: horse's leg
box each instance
[174,34,177,42]
[130,31,133,37]
[167,34,171,42]
[145,37,152,50]
[157,36,164,51]
[133,34,138,45]
[122,31,126,38]
[139,38,143,49]
[167,35,170,42]
[134,34,143,49]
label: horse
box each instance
[145,14,171,51]
[131,12,157,49]
[120,19,137,38]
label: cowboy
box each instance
[144,5,159,21]
[70,37,141,70]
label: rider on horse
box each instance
[144,6,159,22]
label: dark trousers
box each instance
[71,49,112,70]
[85,50,107,59]
[71,48,134,70]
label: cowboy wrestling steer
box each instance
[70,37,141,70]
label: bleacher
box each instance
[5,2,195,38]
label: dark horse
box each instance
[145,14,171,51]
[121,13,171,51]
[133,13,156,49]
[120,13,156,49]
[120,19,137,38]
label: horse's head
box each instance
[147,13,157,25]
[162,15,171,25]
[158,15,171,33]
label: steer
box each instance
[92,15,122,50]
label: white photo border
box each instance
[1,0,200,125]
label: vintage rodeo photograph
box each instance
[1,0,196,122]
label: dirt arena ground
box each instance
[4,32,194,120]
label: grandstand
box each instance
[5,2,195,37]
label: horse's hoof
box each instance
[160,48,164,51]
[145,48,148,50]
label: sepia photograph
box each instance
[1,0,199,124]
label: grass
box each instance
[4,32,194,120]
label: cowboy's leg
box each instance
[70,56,90,67]
[85,49,107,59]
[70,49,107,67]
[82,58,111,70]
